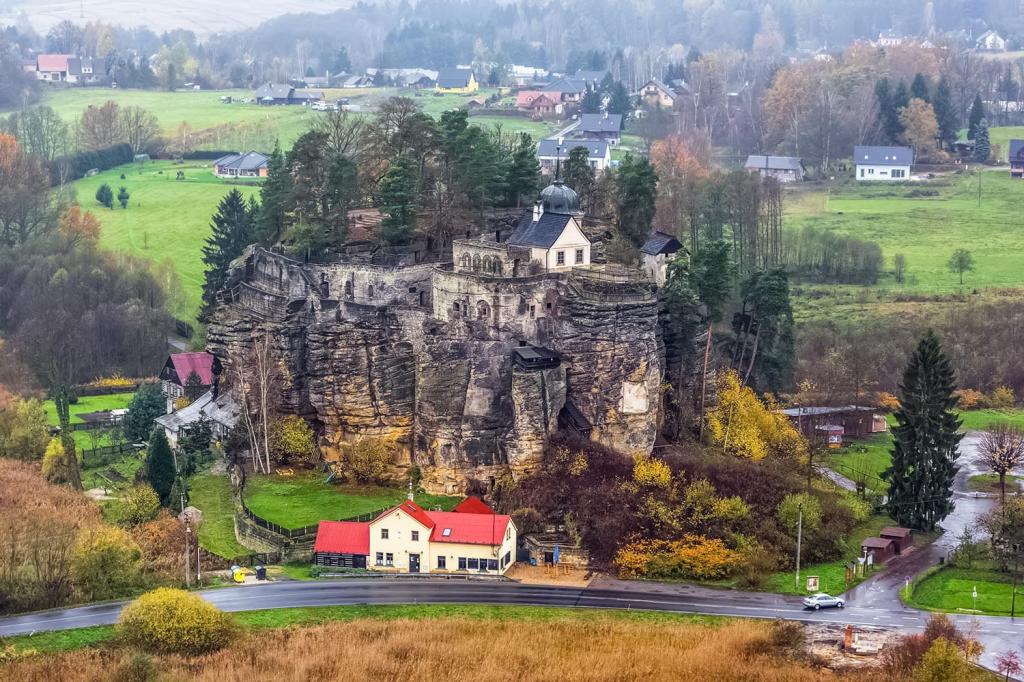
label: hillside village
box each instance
[1,2,1024,680]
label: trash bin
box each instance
[232,566,246,583]
[255,565,267,581]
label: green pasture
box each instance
[41,392,135,425]
[906,563,1021,616]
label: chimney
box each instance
[533,200,543,222]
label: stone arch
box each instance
[367,284,375,299]
[493,260,502,275]
[477,300,491,321]
[344,280,353,299]
[461,253,471,269]
[472,254,481,271]
[482,255,493,273]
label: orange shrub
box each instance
[955,389,983,410]
[876,392,901,411]
[614,535,741,580]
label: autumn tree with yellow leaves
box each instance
[706,370,807,461]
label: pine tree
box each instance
[884,331,961,531]
[146,428,177,506]
[506,133,540,207]
[377,154,418,245]
[932,78,958,150]
[255,141,290,244]
[581,86,602,114]
[122,383,167,444]
[910,73,930,102]
[200,188,256,321]
[95,183,114,209]
[887,80,910,142]
[563,145,596,209]
[968,94,985,140]
[606,81,634,123]
[974,117,990,162]
[615,154,659,249]
[874,78,893,142]
[117,186,130,209]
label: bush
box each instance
[614,535,741,580]
[339,435,395,484]
[118,485,160,527]
[985,385,1016,409]
[913,637,972,681]
[72,526,143,601]
[118,588,237,655]
[736,541,778,589]
[131,512,186,578]
[112,653,159,682]
[877,392,901,411]
[776,493,822,534]
[955,388,983,410]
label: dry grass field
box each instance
[4,617,861,681]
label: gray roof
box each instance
[437,68,473,89]
[670,78,690,93]
[780,405,875,417]
[66,57,95,76]
[507,212,574,248]
[155,390,240,434]
[573,69,609,85]
[254,83,294,100]
[542,78,588,95]
[1009,139,1024,162]
[745,155,803,172]
[537,138,608,160]
[579,113,622,134]
[854,145,913,166]
[214,151,269,171]
[641,231,683,256]
[641,79,675,97]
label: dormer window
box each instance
[442,528,452,537]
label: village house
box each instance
[212,151,270,178]
[66,58,100,84]
[340,74,374,88]
[313,497,517,574]
[516,91,563,117]
[541,78,588,103]
[254,83,325,105]
[436,68,478,94]
[154,389,240,448]
[637,79,676,109]
[537,138,610,173]
[577,113,622,145]
[1009,139,1024,178]
[365,68,437,88]
[509,64,550,87]
[640,231,683,285]
[34,54,73,81]
[780,405,888,446]
[854,145,912,181]
[976,30,1007,51]
[744,155,805,183]
[573,69,610,88]
[160,352,215,413]
[504,181,592,271]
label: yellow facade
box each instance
[436,73,479,94]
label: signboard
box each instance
[806,576,820,592]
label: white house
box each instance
[744,155,805,183]
[154,390,240,448]
[854,145,913,181]
[641,231,684,285]
[313,497,517,574]
[506,182,591,271]
[976,30,1007,52]
[537,138,610,173]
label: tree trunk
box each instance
[742,323,762,387]
[698,322,713,441]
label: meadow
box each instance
[905,563,1020,617]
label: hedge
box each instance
[48,143,134,184]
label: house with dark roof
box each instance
[641,231,684,284]
[578,113,623,144]
[160,352,216,412]
[744,155,805,183]
[506,181,591,271]
[253,83,325,105]
[435,68,478,93]
[854,145,913,181]
[573,69,610,88]
[541,78,588,102]
[538,138,610,173]
[1009,139,1024,178]
[155,390,240,448]
[313,497,517,574]
[213,151,270,178]
[638,79,676,109]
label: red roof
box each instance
[37,54,71,72]
[377,499,436,530]
[168,352,214,386]
[426,511,511,546]
[516,90,544,108]
[314,521,370,555]
[453,496,494,514]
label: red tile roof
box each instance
[515,90,544,108]
[314,521,370,555]
[169,352,214,386]
[453,496,494,514]
[37,54,71,72]
[426,511,511,546]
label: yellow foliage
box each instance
[339,435,396,484]
[86,375,136,390]
[614,535,741,580]
[954,389,983,410]
[986,385,1016,409]
[173,396,191,410]
[41,437,66,482]
[119,588,238,655]
[72,526,142,601]
[706,371,808,461]
[632,455,672,489]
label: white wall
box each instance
[856,164,910,181]
[543,218,590,271]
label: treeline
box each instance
[48,143,134,184]
[782,226,884,284]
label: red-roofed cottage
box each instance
[452,496,494,514]
[160,352,216,412]
[313,497,517,574]
[36,54,72,81]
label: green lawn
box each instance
[2,604,725,655]
[823,433,892,495]
[957,408,1024,431]
[468,115,558,140]
[189,471,250,558]
[243,472,460,529]
[42,392,135,425]
[988,125,1024,162]
[70,161,260,321]
[906,564,1021,616]
[966,473,1023,494]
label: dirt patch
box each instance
[506,563,595,587]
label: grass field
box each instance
[242,472,459,529]
[41,392,135,425]
[906,563,1020,616]
[69,160,260,321]
[966,473,1023,494]
[823,433,893,495]
[189,471,250,558]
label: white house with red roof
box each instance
[314,497,517,574]
[35,54,72,81]
[160,352,216,413]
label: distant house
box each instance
[976,30,1007,51]
[573,69,610,88]
[578,113,622,144]
[436,68,478,93]
[160,352,216,413]
[637,79,676,109]
[155,390,240,448]
[516,91,563,117]
[35,54,72,81]
[780,405,887,442]
[340,75,374,88]
[253,83,324,105]
[510,64,549,87]
[641,231,683,285]
[538,138,610,173]
[365,68,437,88]
[744,155,805,183]
[507,182,591,271]
[213,151,269,178]
[66,57,100,84]
[854,145,913,181]
[541,78,588,102]
[1009,139,1024,178]
[669,78,691,95]
[876,30,904,47]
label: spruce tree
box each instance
[200,188,256,321]
[932,78,958,150]
[506,133,540,207]
[255,141,290,244]
[146,428,177,506]
[377,154,418,245]
[974,118,990,162]
[910,73,930,102]
[122,383,168,444]
[884,331,961,531]
[606,81,633,123]
[968,94,985,140]
[614,154,659,249]
[874,78,893,142]
[563,145,596,209]
[581,86,602,114]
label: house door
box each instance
[409,554,420,573]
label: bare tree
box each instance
[233,332,282,475]
[980,424,1024,503]
[78,101,123,150]
[119,106,161,155]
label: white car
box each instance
[802,593,844,610]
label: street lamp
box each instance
[185,525,192,589]
[555,136,565,180]
[795,501,804,590]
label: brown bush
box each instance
[881,613,979,676]
[131,511,186,578]
[5,616,848,681]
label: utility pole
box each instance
[795,502,804,590]
[184,524,192,589]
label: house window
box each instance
[529,305,536,319]
[467,558,479,570]
[487,559,499,571]
[376,552,383,565]
[556,251,565,266]
[575,249,584,264]
[442,528,452,537]
[502,551,512,567]
[381,528,389,539]
[367,285,374,299]
[385,553,393,566]
[860,168,865,177]
[437,556,446,569]
[411,531,419,542]
[506,527,511,540]
[458,557,467,570]
[453,302,460,314]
